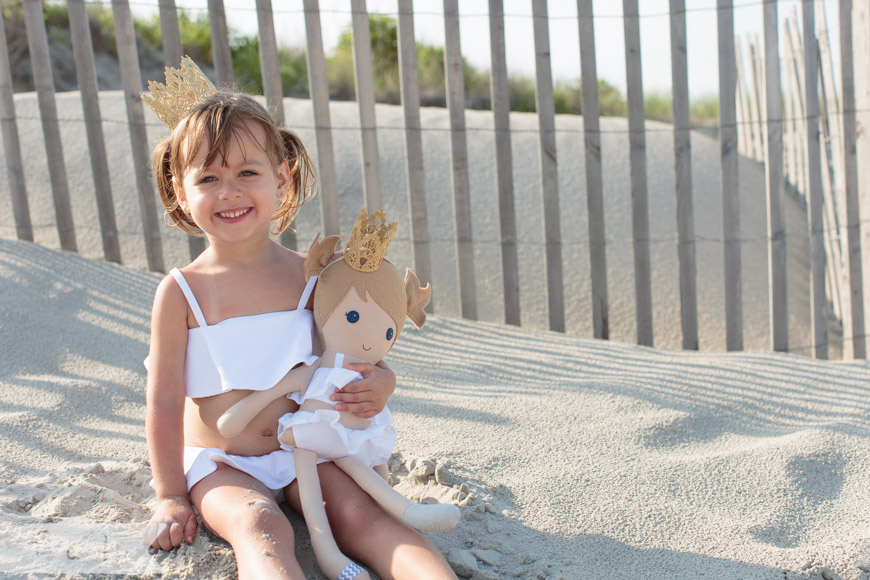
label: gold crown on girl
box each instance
[343,209,397,273]
[141,56,218,129]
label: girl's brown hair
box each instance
[151,92,316,236]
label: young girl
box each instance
[142,59,457,580]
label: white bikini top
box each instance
[169,267,319,398]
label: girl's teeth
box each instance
[220,209,246,218]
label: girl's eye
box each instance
[198,176,216,184]
[346,311,359,324]
[240,170,256,177]
[386,328,394,341]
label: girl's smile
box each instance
[216,207,253,221]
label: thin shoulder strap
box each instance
[297,275,318,310]
[334,352,345,369]
[169,268,209,328]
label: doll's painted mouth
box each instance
[362,345,371,351]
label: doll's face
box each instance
[320,287,398,364]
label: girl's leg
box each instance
[190,463,304,580]
[286,462,458,580]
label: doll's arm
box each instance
[217,360,321,438]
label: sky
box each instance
[128,0,843,99]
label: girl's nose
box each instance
[218,179,243,199]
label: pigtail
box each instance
[150,134,202,236]
[273,128,317,235]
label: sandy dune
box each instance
[1,238,868,579]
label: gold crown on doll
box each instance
[141,56,218,129]
[343,209,397,273]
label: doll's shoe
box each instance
[402,503,460,532]
[337,561,369,580]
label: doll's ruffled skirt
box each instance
[278,407,396,466]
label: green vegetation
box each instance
[9,3,719,125]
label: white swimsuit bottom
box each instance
[183,445,327,500]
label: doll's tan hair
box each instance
[304,234,430,346]
[151,92,316,236]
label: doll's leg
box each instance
[287,462,459,580]
[293,448,371,580]
[372,463,389,482]
[189,463,304,580]
[333,456,460,532]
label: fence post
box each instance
[69,0,121,263]
[158,0,206,262]
[351,0,383,212]
[817,2,853,349]
[734,41,752,158]
[623,0,652,346]
[0,8,32,242]
[113,0,164,272]
[802,1,829,358]
[838,0,867,358]
[578,0,606,339]
[397,0,433,301]
[254,0,294,249]
[763,2,788,351]
[23,0,76,252]
[718,0,743,351]
[532,0,568,330]
[444,0,478,321]
[488,0,520,326]
[748,36,767,162]
[207,0,234,86]
[670,0,698,350]
[303,0,340,237]
[854,0,870,349]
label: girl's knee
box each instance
[202,491,293,545]
[239,495,291,530]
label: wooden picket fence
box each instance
[1,0,868,360]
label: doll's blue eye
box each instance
[346,310,359,323]
[386,328,394,341]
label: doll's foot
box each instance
[402,502,460,532]
[337,561,369,580]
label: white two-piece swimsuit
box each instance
[159,267,320,497]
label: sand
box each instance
[1,237,869,579]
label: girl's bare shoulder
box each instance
[151,271,191,327]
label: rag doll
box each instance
[217,209,460,580]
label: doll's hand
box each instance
[332,360,396,418]
[143,495,197,550]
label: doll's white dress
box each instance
[278,353,396,466]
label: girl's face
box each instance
[320,287,398,364]
[173,123,290,245]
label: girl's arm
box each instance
[331,359,396,419]
[144,275,198,550]
[216,360,321,438]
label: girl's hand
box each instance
[143,495,197,550]
[332,360,396,418]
